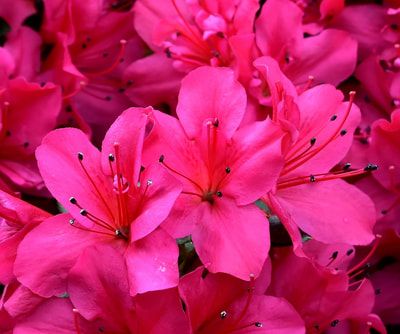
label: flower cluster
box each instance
[0,0,399,333]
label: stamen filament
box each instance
[77,153,115,221]
[346,235,381,275]
[86,40,127,77]
[160,157,204,193]
[283,92,356,176]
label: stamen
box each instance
[343,163,351,170]
[330,320,339,327]
[220,310,228,319]
[72,308,82,334]
[159,155,204,193]
[283,91,356,175]
[326,250,339,267]
[225,167,231,174]
[86,40,127,77]
[76,152,115,221]
[113,143,129,228]
[277,164,377,189]
[68,217,115,237]
[346,235,382,275]
[69,197,115,231]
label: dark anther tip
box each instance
[330,115,337,121]
[330,320,339,327]
[310,137,316,145]
[331,251,338,259]
[255,322,263,328]
[364,164,378,172]
[108,154,115,162]
[201,268,209,279]
[340,129,347,136]
[220,311,227,319]
[225,167,231,174]
[343,163,351,170]
[80,209,87,216]
[69,197,77,204]
[159,155,165,163]
[77,152,84,161]
[346,249,354,256]
[216,191,223,197]
[213,118,219,127]
[310,175,316,182]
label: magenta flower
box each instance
[255,57,376,251]
[39,0,147,141]
[143,66,285,280]
[14,108,182,298]
[0,190,51,285]
[255,0,357,87]
[368,109,400,233]
[0,79,61,192]
[13,243,190,334]
[179,266,305,334]
[267,247,385,333]
[125,0,259,107]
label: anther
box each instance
[330,251,338,260]
[159,155,165,163]
[225,167,231,174]
[69,219,75,225]
[346,249,354,256]
[147,179,153,186]
[330,115,337,121]
[108,154,115,162]
[220,310,227,319]
[310,137,316,146]
[77,152,84,161]
[255,322,263,328]
[343,163,351,170]
[213,118,219,127]
[80,209,88,216]
[330,320,339,327]
[310,175,316,182]
[69,197,77,204]
[364,164,378,172]
[340,129,347,136]
[216,191,223,197]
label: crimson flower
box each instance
[14,108,182,297]
[143,66,285,280]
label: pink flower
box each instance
[143,66,285,280]
[125,0,259,107]
[14,108,182,297]
[355,56,400,115]
[14,243,190,333]
[0,190,51,285]
[267,247,385,333]
[0,78,61,192]
[39,0,147,142]
[367,109,400,233]
[255,57,376,251]
[255,0,357,87]
[179,266,305,334]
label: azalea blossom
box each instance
[255,57,376,252]
[143,66,284,280]
[14,108,182,297]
